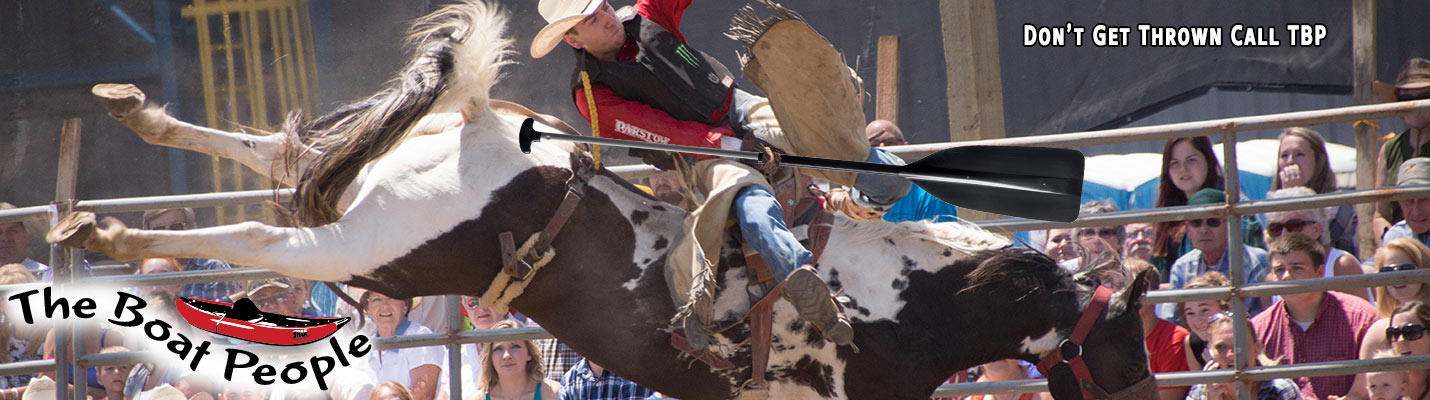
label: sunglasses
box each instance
[1381,263,1418,273]
[1388,323,1428,342]
[1399,92,1430,102]
[464,298,481,309]
[1267,219,1316,237]
[1185,218,1223,228]
[1077,228,1120,237]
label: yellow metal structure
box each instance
[183,0,318,224]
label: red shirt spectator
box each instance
[1253,291,1378,399]
[1146,319,1192,374]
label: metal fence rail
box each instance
[7,95,1430,399]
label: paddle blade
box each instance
[903,146,1085,222]
[519,118,539,154]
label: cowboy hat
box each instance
[1375,57,1430,103]
[530,0,605,58]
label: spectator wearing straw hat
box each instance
[1384,158,1430,249]
[1163,189,1271,319]
[1375,58,1430,237]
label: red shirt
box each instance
[572,0,733,158]
[1146,319,1191,375]
[1252,291,1378,399]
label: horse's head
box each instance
[1039,267,1156,400]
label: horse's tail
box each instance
[284,1,512,226]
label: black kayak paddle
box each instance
[519,118,1085,222]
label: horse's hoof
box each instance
[91,83,146,118]
[46,212,98,249]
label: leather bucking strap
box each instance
[501,153,595,280]
[746,282,785,389]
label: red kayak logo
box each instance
[177,297,350,346]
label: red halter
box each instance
[1035,285,1157,399]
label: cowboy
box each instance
[1374,58,1430,237]
[531,0,913,346]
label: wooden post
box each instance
[54,118,83,202]
[940,0,1008,221]
[876,35,900,124]
[1353,0,1377,260]
[51,117,83,400]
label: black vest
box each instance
[571,16,735,126]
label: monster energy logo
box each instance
[675,44,698,67]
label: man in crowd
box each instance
[864,120,958,223]
[558,357,655,400]
[1164,189,1270,318]
[141,208,237,302]
[1123,221,1156,262]
[0,202,48,278]
[1253,233,1377,399]
[1383,157,1430,248]
[1374,58,1430,236]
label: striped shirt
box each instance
[558,358,654,400]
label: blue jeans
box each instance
[727,89,911,209]
[734,185,811,281]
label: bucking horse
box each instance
[47,1,1154,399]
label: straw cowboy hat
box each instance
[348,287,422,313]
[1375,57,1430,103]
[530,0,606,58]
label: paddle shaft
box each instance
[530,131,1057,194]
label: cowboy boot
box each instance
[782,265,854,346]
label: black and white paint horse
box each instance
[50,2,1153,399]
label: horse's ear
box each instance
[1116,266,1152,311]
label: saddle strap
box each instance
[502,153,595,279]
[748,282,785,388]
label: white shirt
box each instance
[369,321,446,389]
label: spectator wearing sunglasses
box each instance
[1254,233,1379,399]
[1265,187,1369,300]
[1340,239,1430,400]
[1163,189,1271,319]
[1372,301,1430,400]
[1375,58,1430,238]
[1383,158,1430,250]
[455,295,514,397]
[139,208,237,303]
[1074,201,1124,262]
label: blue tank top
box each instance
[485,382,543,400]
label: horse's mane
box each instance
[281,1,512,226]
[830,215,1010,254]
[960,247,1072,302]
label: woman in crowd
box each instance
[1152,136,1264,281]
[1271,127,1357,253]
[457,295,512,397]
[362,291,443,400]
[1176,271,1232,369]
[471,320,559,400]
[1187,312,1303,399]
[1342,240,1430,400]
[0,264,43,390]
[1264,187,1368,300]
